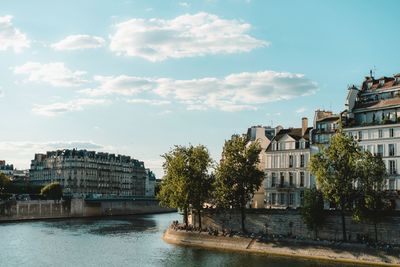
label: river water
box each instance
[0,212,359,267]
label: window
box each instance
[280,172,285,187]
[271,173,276,187]
[389,160,396,175]
[378,129,383,138]
[390,128,394,138]
[377,145,384,157]
[300,172,305,187]
[289,155,293,168]
[300,191,305,205]
[299,141,305,149]
[289,193,294,206]
[389,144,396,156]
[279,193,285,205]
[289,172,294,186]
[389,180,395,190]
[271,193,277,204]
[358,131,363,140]
[300,154,305,167]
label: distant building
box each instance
[246,126,277,208]
[145,169,156,197]
[29,149,154,197]
[11,169,29,183]
[0,160,14,176]
[343,73,400,195]
[311,110,340,146]
[264,118,314,209]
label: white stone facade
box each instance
[264,120,314,209]
[29,149,152,197]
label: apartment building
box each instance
[0,160,13,176]
[264,118,314,209]
[343,73,400,193]
[311,110,340,146]
[246,125,277,208]
[30,149,153,197]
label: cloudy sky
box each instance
[1,0,399,177]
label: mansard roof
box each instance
[272,127,312,142]
[354,97,400,111]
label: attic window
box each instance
[379,80,385,87]
[367,81,372,89]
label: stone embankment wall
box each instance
[192,209,400,244]
[0,199,174,221]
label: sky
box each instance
[0,0,399,177]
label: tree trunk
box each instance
[340,209,347,241]
[374,222,378,243]
[183,207,188,227]
[198,209,202,230]
[314,228,318,240]
[241,207,246,233]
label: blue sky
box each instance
[0,0,399,177]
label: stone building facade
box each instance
[343,74,400,193]
[29,149,153,197]
[264,118,314,209]
[246,125,277,208]
[0,160,14,176]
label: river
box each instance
[0,212,360,267]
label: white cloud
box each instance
[80,75,155,96]
[179,2,190,7]
[81,70,318,112]
[126,98,170,105]
[51,34,105,50]
[109,12,267,61]
[13,62,88,87]
[295,107,307,114]
[32,98,107,116]
[0,141,111,169]
[0,15,30,52]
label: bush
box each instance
[40,182,63,200]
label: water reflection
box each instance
[43,215,158,236]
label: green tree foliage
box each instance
[157,145,213,228]
[309,129,360,241]
[0,173,11,194]
[214,135,264,233]
[40,182,63,200]
[353,151,391,243]
[0,173,12,201]
[300,187,325,239]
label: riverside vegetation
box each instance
[158,129,395,245]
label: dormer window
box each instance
[367,81,373,89]
[379,79,385,87]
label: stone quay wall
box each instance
[191,209,400,244]
[0,199,174,222]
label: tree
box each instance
[309,129,360,241]
[40,182,63,200]
[214,135,264,233]
[0,173,11,194]
[300,187,326,239]
[157,145,213,228]
[353,151,391,243]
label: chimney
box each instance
[302,117,308,136]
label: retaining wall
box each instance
[191,209,400,244]
[0,199,174,221]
